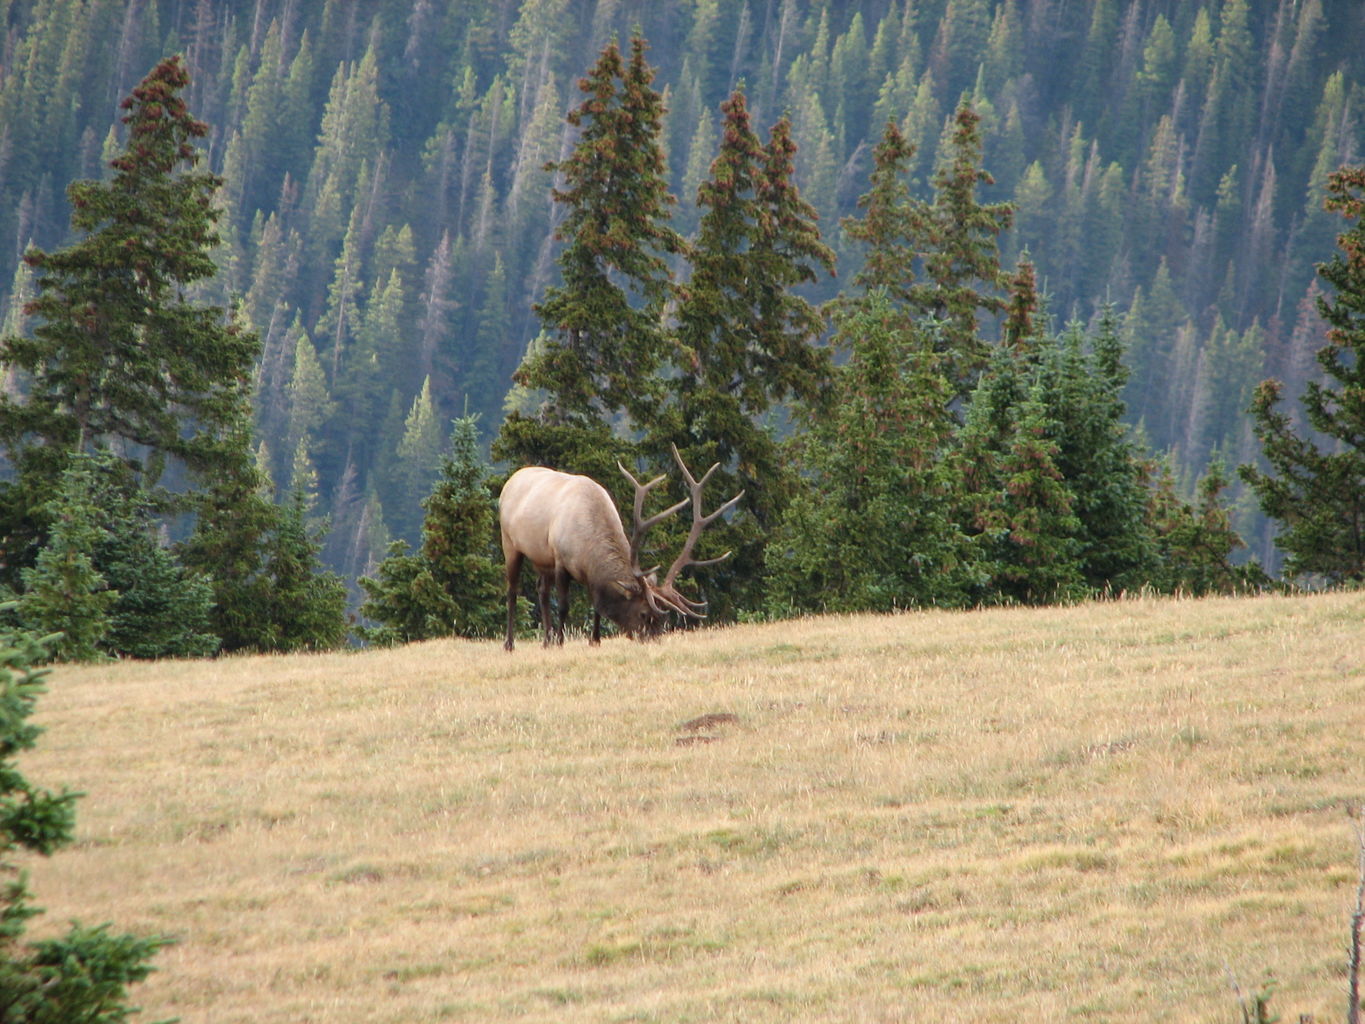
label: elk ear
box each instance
[611,579,634,598]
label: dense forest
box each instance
[1,0,1362,608]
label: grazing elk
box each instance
[498,445,743,650]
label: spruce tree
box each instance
[99,508,219,660]
[1045,311,1157,593]
[841,118,926,314]
[0,56,259,511]
[655,90,836,615]
[1239,165,1365,584]
[765,292,973,614]
[359,414,502,644]
[256,487,350,653]
[388,376,445,545]
[1147,456,1267,596]
[85,450,218,660]
[956,342,1087,606]
[494,34,682,480]
[957,307,1159,604]
[765,119,975,615]
[907,100,1013,397]
[174,419,283,653]
[0,57,346,654]
[6,450,219,662]
[0,619,168,1018]
[13,457,116,663]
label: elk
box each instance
[498,445,743,650]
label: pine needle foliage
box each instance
[657,89,837,615]
[359,414,502,644]
[0,618,168,1021]
[766,291,974,614]
[1239,164,1365,586]
[0,55,258,496]
[12,457,116,663]
[495,34,682,475]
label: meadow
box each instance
[21,590,1365,1023]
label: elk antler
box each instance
[618,460,688,575]
[652,444,745,618]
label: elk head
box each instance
[617,445,744,634]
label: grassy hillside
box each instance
[23,591,1365,1023]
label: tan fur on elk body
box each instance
[499,447,742,650]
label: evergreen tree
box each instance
[959,305,1158,603]
[957,343,1087,606]
[174,419,281,653]
[0,620,168,1019]
[13,456,115,663]
[0,56,260,582]
[1239,166,1365,584]
[256,487,350,653]
[1146,456,1267,596]
[7,448,218,662]
[1046,311,1157,593]
[415,231,458,388]
[302,44,389,250]
[656,90,835,615]
[388,376,445,544]
[766,292,973,614]
[468,252,509,411]
[841,118,925,316]
[84,449,219,660]
[750,115,838,412]
[1002,251,1041,350]
[358,414,501,644]
[99,505,219,660]
[907,100,1013,397]
[766,116,976,615]
[494,34,682,479]
[283,327,336,488]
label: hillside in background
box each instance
[1,0,1362,579]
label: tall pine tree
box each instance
[907,100,1013,397]
[0,56,347,654]
[0,56,260,579]
[494,34,682,482]
[1239,165,1365,584]
[654,90,836,615]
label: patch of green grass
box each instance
[584,941,641,967]
[532,987,586,1005]
[382,962,446,983]
[1024,848,1116,873]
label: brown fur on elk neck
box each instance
[498,445,743,650]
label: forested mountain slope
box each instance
[1,0,1360,578]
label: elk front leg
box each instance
[536,571,554,647]
[590,609,602,645]
[503,551,523,651]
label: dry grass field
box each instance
[18,590,1365,1023]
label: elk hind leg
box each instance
[504,551,523,651]
[554,567,571,645]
